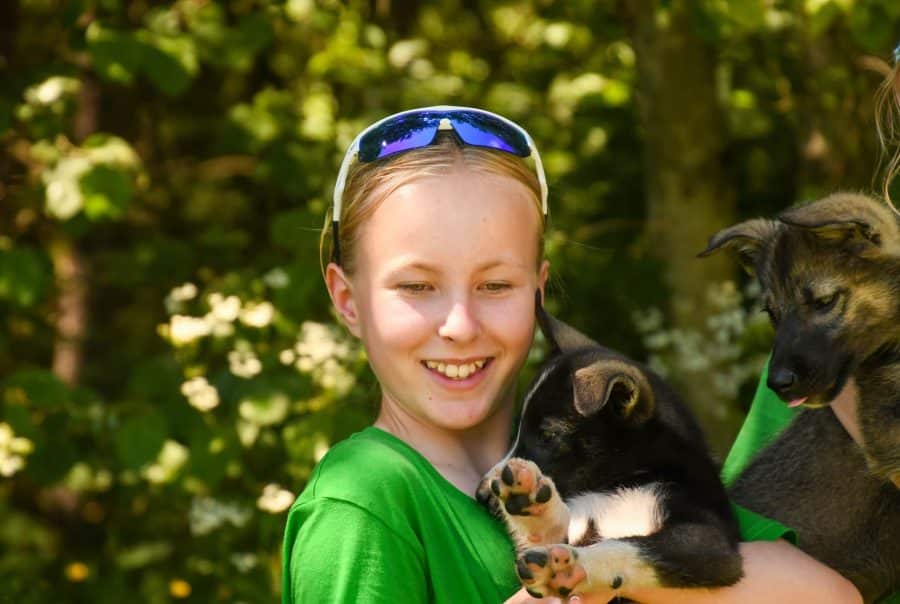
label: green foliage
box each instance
[2,0,900,600]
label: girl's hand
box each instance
[503,588,561,603]
[503,587,614,604]
[830,378,863,446]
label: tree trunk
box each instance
[50,75,98,386]
[630,0,742,454]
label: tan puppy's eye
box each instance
[813,291,839,312]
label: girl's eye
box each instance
[482,281,512,292]
[397,282,432,293]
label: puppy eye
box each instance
[538,430,555,444]
[813,292,839,312]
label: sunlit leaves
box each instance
[39,135,140,221]
[85,21,198,97]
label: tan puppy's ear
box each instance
[778,192,900,257]
[324,263,361,337]
[698,218,779,276]
[572,359,655,424]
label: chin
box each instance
[435,401,500,432]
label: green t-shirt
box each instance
[281,426,520,604]
[723,367,900,604]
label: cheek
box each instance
[484,296,537,355]
[363,293,434,348]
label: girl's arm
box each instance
[566,539,862,604]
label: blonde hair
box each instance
[319,132,546,276]
[875,58,900,215]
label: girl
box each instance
[281,106,861,603]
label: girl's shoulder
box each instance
[296,426,438,513]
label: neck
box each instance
[374,398,514,497]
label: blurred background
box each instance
[2,0,900,601]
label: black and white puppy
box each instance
[478,309,742,600]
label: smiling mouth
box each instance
[421,358,493,380]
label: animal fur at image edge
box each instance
[700,192,900,603]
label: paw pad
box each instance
[490,458,555,517]
[515,545,587,598]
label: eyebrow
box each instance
[389,259,528,275]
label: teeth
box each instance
[424,359,488,380]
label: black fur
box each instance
[481,309,743,593]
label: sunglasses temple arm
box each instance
[528,137,548,216]
[330,140,360,265]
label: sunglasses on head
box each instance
[330,105,548,265]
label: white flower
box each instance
[189,497,251,536]
[208,293,241,322]
[165,283,199,314]
[141,440,189,484]
[25,76,80,106]
[257,483,295,513]
[180,377,220,411]
[239,301,274,328]
[0,423,33,477]
[168,315,211,346]
[43,156,91,219]
[228,344,262,378]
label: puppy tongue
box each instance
[788,397,808,408]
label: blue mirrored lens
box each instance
[450,112,530,157]
[356,110,531,163]
[358,114,440,162]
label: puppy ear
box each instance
[777,192,900,256]
[537,305,598,354]
[573,359,655,423]
[698,219,779,275]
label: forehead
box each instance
[762,231,855,295]
[357,169,542,271]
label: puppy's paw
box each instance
[489,458,556,517]
[516,544,587,599]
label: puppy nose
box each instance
[767,367,797,395]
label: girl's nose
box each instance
[438,300,480,343]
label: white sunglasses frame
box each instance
[331,105,549,226]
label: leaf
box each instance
[114,412,168,470]
[80,165,133,220]
[187,426,239,488]
[85,22,144,85]
[3,370,69,410]
[0,248,51,308]
[139,31,198,97]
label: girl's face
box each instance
[328,167,548,434]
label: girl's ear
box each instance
[325,263,361,337]
[538,259,550,304]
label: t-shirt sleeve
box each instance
[282,497,427,604]
[722,362,797,487]
[723,363,798,545]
